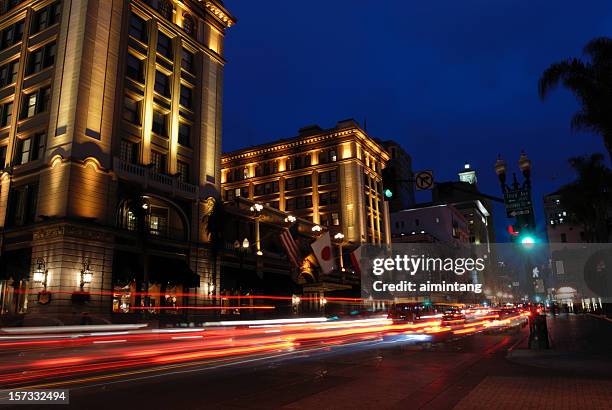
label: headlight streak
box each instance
[0,313,524,388]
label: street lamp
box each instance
[312,224,322,233]
[80,258,93,289]
[334,232,345,271]
[250,203,264,256]
[32,258,48,289]
[242,237,250,249]
[284,215,296,223]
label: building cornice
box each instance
[222,127,390,164]
[202,1,236,28]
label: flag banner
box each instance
[280,229,301,267]
[311,232,336,274]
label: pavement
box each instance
[5,314,612,409]
[455,313,612,409]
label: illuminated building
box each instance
[0,0,235,317]
[221,119,392,247]
[390,203,469,245]
[543,191,585,243]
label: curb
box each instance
[587,313,612,323]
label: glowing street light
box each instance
[80,258,93,289]
[285,215,297,223]
[312,225,322,233]
[32,258,48,288]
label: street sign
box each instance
[415,170,434,190]
[503,188,532,218]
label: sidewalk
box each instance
[453,314,612,409]
[506,313,612,375]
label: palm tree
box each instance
[539,37,612,160]
[558,153,612,242]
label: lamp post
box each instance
[80,258,93,289]
[250,203,264,256]
[32,258,48,289]
[311,224,322,235]
[334,232,345,271]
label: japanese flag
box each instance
[311,232,336,274]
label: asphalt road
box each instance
[55,327,529,409]
[5,314,611,409]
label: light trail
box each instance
[0,311,528,388]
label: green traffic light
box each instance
[384,189,393,198]
[520,236,535,245]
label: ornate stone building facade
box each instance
[0,0,234,318]
[221,119,391,247]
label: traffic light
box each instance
[382,167,397,201]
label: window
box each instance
[157,0,173,20]
[178,123,190,146]
[16,133,44,165]
[177,161,189,183]
[156,31,172,59]
[6,183,38,227]
[319,191,338,206]
[286,195,312,211]
[126,54,144,83]
[32,2,61,33]
[1,21,23,49]
[154,71,170,97]
[23,93,37,119]
[182,14,195,36]
[0,144,6,169]
[129,13,147,42]
[20,87,50,119]
[285,175,311,190]
[560,233,567,243]
[179,85,192,109]
[181,48,194,72]
[26,42,56,75]
[0,59,18,87]
[331,212,340,226]
[151,150,166,174]
[123,96,140,124]
[319,149,337,164]
[120,140,138,163]
[0,101,12,127]
[254,181,279,196]
[318,170,337,185]
[150,110,167,137]
[149,206,168,236]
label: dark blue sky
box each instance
[221,0,612,241]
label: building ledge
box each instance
[113,157,199,200]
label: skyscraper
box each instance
[0,0,235,316]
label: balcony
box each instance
[114,157,199,200]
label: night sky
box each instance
[221,1,612,242]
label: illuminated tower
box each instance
[0,0,235,316]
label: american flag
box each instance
[280,229,301,268]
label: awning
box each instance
[149,255,200,288]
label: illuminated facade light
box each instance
[242,238,250,249]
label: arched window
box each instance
[157,0,173,20]
[182,14,195,36]
[118,195,188,241]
